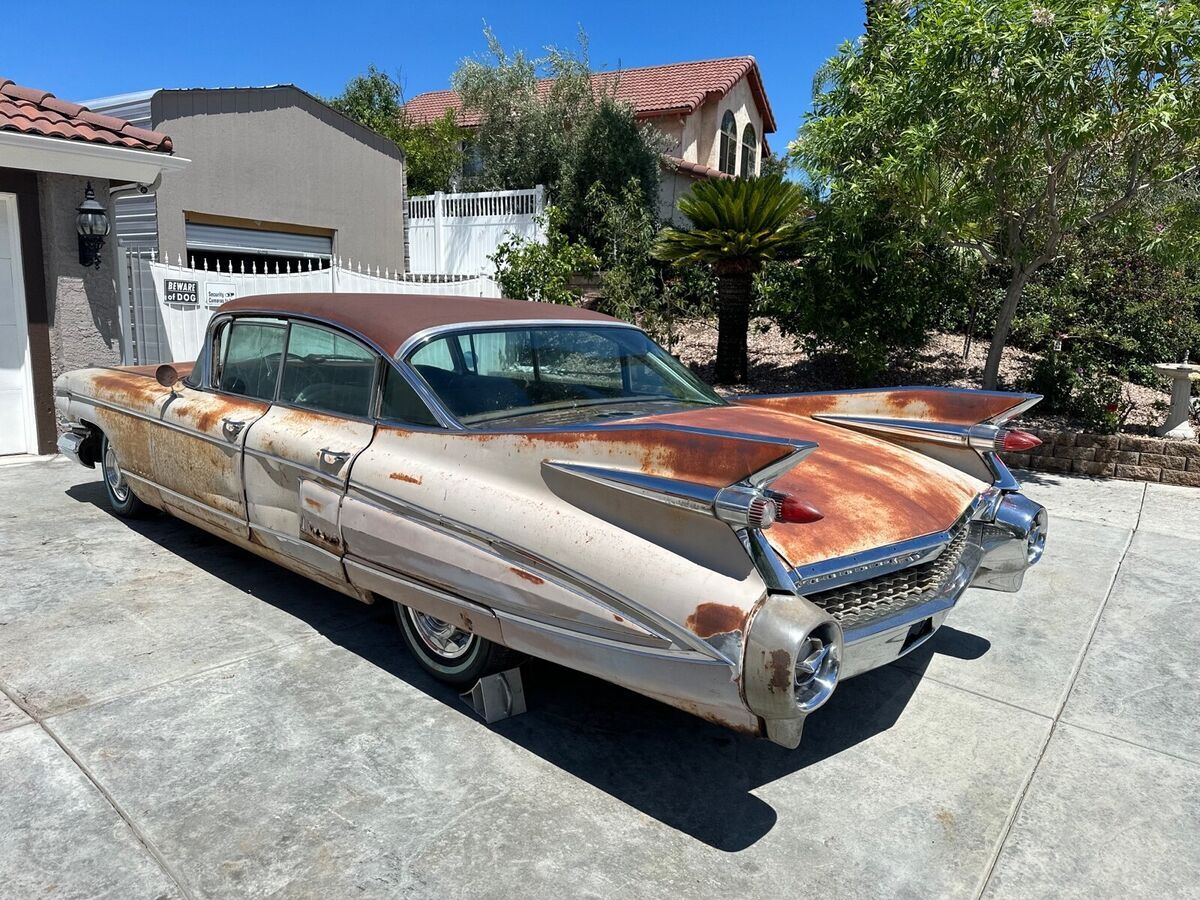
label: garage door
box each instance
[0,193,35,455]
[185,222,332,259]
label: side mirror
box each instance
[155,363,181,388]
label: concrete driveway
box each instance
[1,457,1197,899]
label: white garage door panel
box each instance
[0,193,35,455]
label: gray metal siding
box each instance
[87,93,160,249]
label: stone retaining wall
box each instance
[1001,427,1200,486]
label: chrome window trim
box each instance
[201,309,457,429]
[395,318,642,360]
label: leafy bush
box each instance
[1026,351,1125,434]
[757,201,974,380]
[328,65,464,196]
[453,29,662,247]
[490,206,598,305]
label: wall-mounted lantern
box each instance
[76,182,110,269]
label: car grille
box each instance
[803,522,970,629]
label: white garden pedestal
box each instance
[1152,363,1200,439]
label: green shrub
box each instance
[490,206,599,305]
[1026,350,1124,434]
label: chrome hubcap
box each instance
[406,609,473,660]
[103,445,130,503]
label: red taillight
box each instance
[999,429,1042,452]
[776,494,824,524]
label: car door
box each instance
[241,319,378,583]
[151,318,274,538]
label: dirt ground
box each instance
[667,318,1186,435]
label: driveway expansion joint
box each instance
[972,522,1137,899]
[0,677,196,900]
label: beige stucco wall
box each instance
[151,89,406,270]
[696,77,763,177]
[38,173,122,375]
[647,74,767,223]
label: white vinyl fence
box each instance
[406,186,545,276]
[118,250,502,365]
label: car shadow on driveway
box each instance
[65,480,989,852]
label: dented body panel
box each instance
[53,293,1049,748]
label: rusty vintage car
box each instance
[55,293,1048,746]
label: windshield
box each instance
[405,324,725,426]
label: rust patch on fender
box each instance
[767,649,793,693]
[460,612,474,632]
[389,472,422,485]
[686,602,747,638]
[303,497,322,510]
[509,567,544,585]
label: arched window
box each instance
[718,111,737,175]
[740,124,758,177]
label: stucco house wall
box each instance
[150,88,406,269]
[37,173,122,375]
[696,77,764,177]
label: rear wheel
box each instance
[100,434,148,517]
[393,602,520,686]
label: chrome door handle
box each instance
[222,417,247,436]
[319,448,352,465]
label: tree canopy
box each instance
[328,65,464,197]
[794,0,1200,388]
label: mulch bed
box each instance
[664,317,1195,440]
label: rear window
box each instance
[406,325,723,425]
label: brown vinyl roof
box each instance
[0,78,174,152]
[405,55,776,134]
[219,293,618,357]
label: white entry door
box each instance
[0,192,36,455]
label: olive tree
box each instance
[795,0,1200,389]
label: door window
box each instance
[379,366,440,426]
[278,322,377,418]
[216,319,286,401]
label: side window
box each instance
[216,320,286,401]
[278,322,377,418]
[741,123,757,177]
[719,110,737,175]
[379,367,440,427]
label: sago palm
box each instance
[653,176,809,383]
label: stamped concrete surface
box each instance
[1,457,1196,898]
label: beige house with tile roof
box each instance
[404,56,776,224]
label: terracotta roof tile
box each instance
[664,155,732,180]
[404,55,775,134]
[0,78,174,153]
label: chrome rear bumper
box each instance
[837,491,1046,679]
[57,429,95,468]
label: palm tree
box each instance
[653,176,808,383]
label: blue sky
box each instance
[7,1,864,152]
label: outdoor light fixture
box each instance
[76,182,110,269]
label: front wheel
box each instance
[393,602,520,686]
[100,433,148,517]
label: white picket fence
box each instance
[118,250,502,365]
[406,186,546,276]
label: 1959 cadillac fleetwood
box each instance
[55,293,1048,747]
